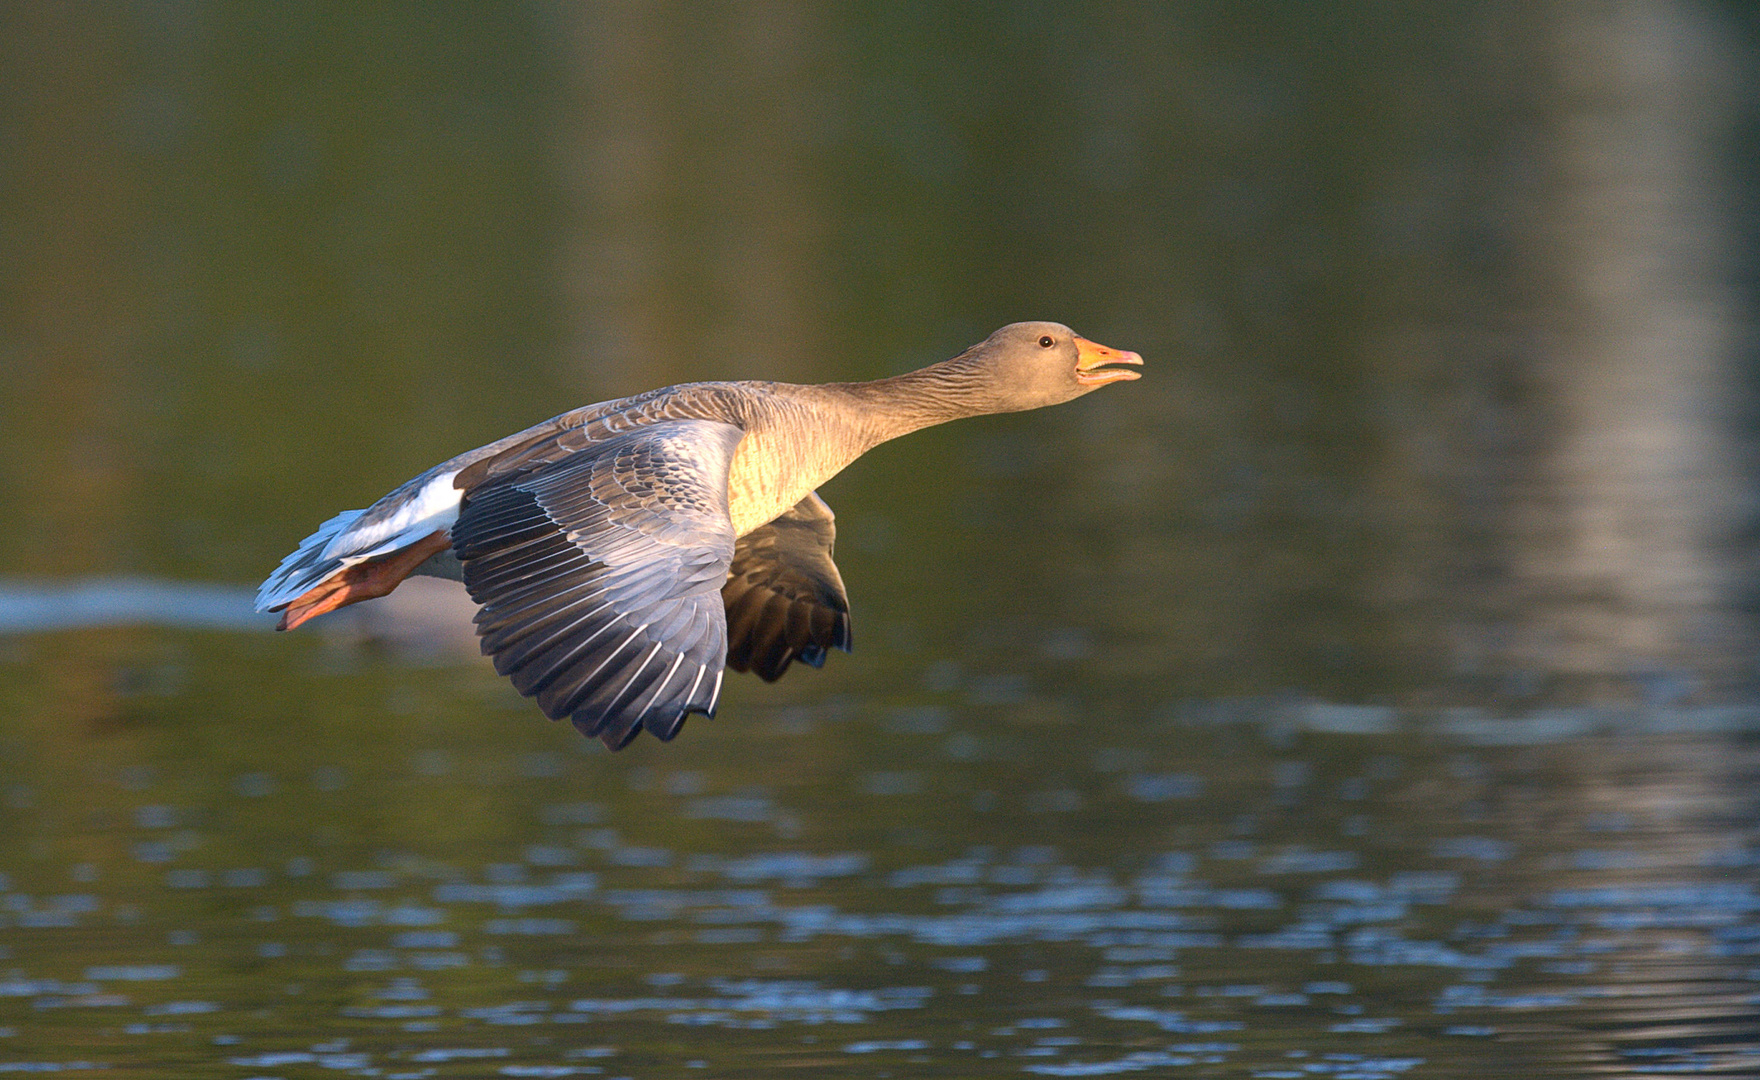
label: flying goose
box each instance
[256,322,1142,748]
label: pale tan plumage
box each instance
[257,322,1141,748]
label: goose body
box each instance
[257,322,1141,748]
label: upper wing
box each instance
[450,419,744,749]
[722,492,853,682]
[261,385,748,615]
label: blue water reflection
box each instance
[0,579,270,633]
[1,638,1758,1076]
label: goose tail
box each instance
[255,510,367,614]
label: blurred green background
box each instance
[4,3,1757,712]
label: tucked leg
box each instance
[276,530,453,631]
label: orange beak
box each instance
[1074,336,1144,386]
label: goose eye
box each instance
[1039,335,1054,348]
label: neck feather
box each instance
[823,356,1005,450]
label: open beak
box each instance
[1074,336,1144,386]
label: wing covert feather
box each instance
[452,419,743,748]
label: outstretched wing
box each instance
[722,492,852,682]
[451,419,744,749]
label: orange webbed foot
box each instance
[274,530,452,631]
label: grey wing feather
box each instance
[451,419,744,749]
[722,492,852,682]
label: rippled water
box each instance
[3,3,1759,1077]
[1,615,1758,1077]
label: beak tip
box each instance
[1072,338,1144,386]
